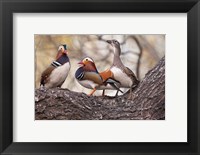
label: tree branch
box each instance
[35,57,165,120]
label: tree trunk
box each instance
[35,57,165,120]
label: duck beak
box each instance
[63,50,68,55]
[106,40,114,47]
[106,40,112,44]
[78,61,84,66]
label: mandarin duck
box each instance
[40,44,70,88]
[106,39,139,99]
[75,57,123,96]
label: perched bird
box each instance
[106,39,139,99]
[75,57,123,96]
[40,44,70,88]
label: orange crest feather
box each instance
[99,69,113,82]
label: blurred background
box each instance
[35,34,165,96]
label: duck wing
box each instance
[40,65,55,86]
[104,78,123,93]
[83,71,103,85]
[124,67,139,85]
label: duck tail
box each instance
[131,77,140,89]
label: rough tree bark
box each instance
[35,57,165,120]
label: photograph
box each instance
[35,34,165,120]
[2,0,200,154]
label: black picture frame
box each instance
[0,0,199,154]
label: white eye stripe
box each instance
[83,57,93,62]
[58,45,64,50]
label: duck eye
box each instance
[86,59,88,61]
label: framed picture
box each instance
[0,0,199,154]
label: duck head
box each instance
[106,39,121,56]
[56,44,68,59]
[78,57,98,72]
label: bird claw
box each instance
[127,93,135,100]
[39,86,47,92]
[103,95,115,99]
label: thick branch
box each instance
[35,57,165,120]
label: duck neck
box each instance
[84,63,98,73]
[113,47,123,67]
[56,54,69,65]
